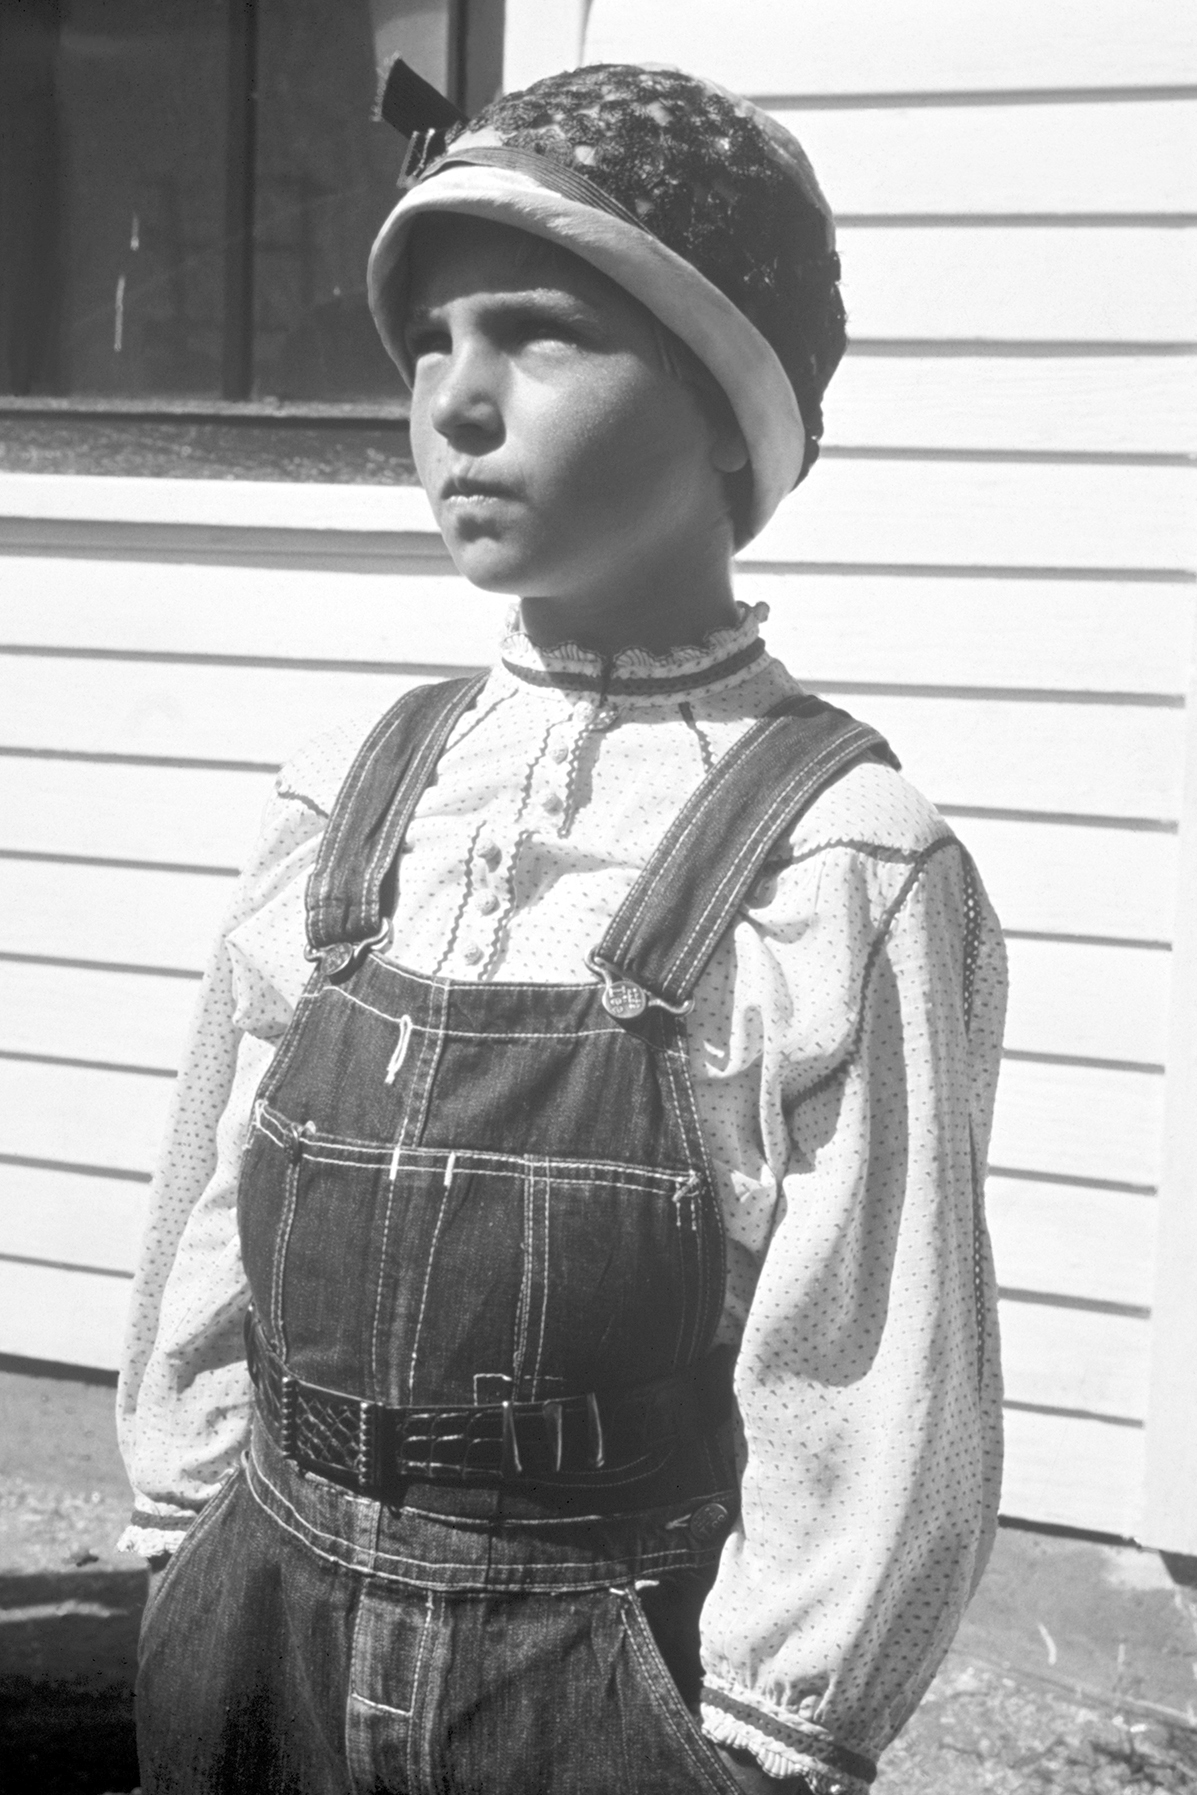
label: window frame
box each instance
[0,0,501,468]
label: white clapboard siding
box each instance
[749,577,1195,696]
[2,671,1184,823]
[0,1163,145,1275]
[1,555,496,666]
[1,660,415,767]
[747,463,1197,572]
[837,226,1197,344]
[0,860,234,971]
[584,0,1197,93]
[770,100,1197,214]
[8,567,1194,696]
[842,698,1183,822]
[1002,939,1171,1066]
[989,1060,1165,1190]
[949,819,1178,946]
[0,760,274,868]
[0,962,197,1072]
[1000,1407,1144,1537]
[0,1060,174,1178]
[826,356,1197,456]
[999,1302,1150,1420]
[0,1261,132,1373]
[986,1179,1157,1310]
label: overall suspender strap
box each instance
[306,673,487,964]
[593,694,898,1012]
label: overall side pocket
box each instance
[138,1463,245,1647]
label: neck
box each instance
[518,545,739,658]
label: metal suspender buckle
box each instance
[304,916,394,977]
[585,951,693,1021]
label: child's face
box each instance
[404,216,744,622]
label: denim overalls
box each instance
[137,677,892,1795]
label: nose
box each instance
[426,339,503,446]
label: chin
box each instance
[445,546,532,595]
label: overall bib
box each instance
[137,677,892,1795]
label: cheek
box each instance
[408,385,438,481]
[533,369,702,505]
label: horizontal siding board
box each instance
[748,574,1195,695]
[826,355,1197,456]
[989,1059,1166,1189]
[837,226,1197,343]
[986,1177,1157,1309]
[0,1164,144,1275]
[8,564,1194,696]
[0,474,440,533]
[0,962,196,1072]
[0,1061,173,1178]
[0,1260,130,1372]
[1,667,1186,823]
[848,696,1184,822]
[0,556,497,666]
[999,1406,1144,1538]
[1003,938,1171,1065]
[584,0,1197,94]
[951,818,1178,944]
[0,760,274,867]
[769,100,1197,214]
[0,657,407,767]
[747,462,1197,573]
[0,860,234,970]
[1000,1302,1151,1420]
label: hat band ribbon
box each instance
[419,144,651,237]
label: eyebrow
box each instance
[404,290,600,331]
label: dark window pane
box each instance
[51,0,228,396]
[253,0,410,403]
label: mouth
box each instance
[441,476,519,503]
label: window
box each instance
[0,0,504,405]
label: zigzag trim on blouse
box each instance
[501,636,766,696]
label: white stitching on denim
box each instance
[406,1182,452,1402]
[664,731,877,987]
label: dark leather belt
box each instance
[246,1312,732,1497]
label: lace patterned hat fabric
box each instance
[367,64,845,538]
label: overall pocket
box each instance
[138,1463,245,1648]
[617,1585,744,1795]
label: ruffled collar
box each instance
[498,602,770,698]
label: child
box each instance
[119,63,1007,1795]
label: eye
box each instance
[404,323,450,362]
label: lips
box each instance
[441,475,519,502]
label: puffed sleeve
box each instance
[696,768,1007,1793]
[115,723,368,1557]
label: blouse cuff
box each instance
[701,1679,875,1795]
[116,1502,202,1561]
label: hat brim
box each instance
[366,161,806,541]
